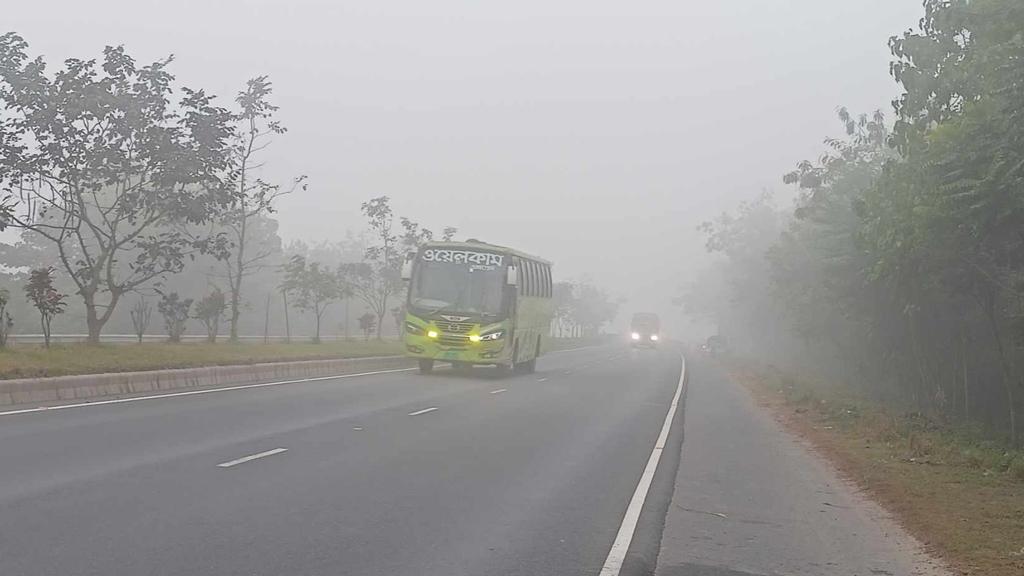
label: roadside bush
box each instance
[157,292,193,343]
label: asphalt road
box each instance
[0,345,684,576]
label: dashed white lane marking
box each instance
[217,448,289,468]
[0,367,417,418]
[490,388,507,394]
[408,407,439,416]
[599,354,687,576]
[537,378,548,382]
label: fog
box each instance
[6,0,921,333]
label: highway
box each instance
[0,345,685,576]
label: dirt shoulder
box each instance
[728,361,1024,576]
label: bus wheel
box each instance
[418,359,434,374]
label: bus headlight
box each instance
[631,332,640,341]
[469,334,482,343]
[479,330,504,341]
[427,330,439,339]
[650,334,659,341]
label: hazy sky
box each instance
[6,0,923,328]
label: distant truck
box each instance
[629,312,661,348]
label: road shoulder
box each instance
[654,358,952,576]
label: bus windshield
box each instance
[409,260,506,317]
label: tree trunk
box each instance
[344,299,350,341]
[313,304,322,344]
[961,330,969,423]
[263,293,271,344]
[228,285,241,342]
[981,292,1018,445]
[85,299,103,344]
[282,291,291,344]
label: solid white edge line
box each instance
[407,407,439,416]
[216,447,289,468]
[0,367,417,417]
[489,388,507,394]
[599,354,686,576]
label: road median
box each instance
[0,355,415,406]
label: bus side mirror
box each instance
[400,259,413,281]
[506,266,518,286]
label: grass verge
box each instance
[0,340,404,379]
[728,361,1024,576]
[0,337,601,380]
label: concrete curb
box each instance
[0,355,414,406]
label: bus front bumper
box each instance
[404,338,510,365]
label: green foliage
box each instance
[358,312,377,341]
[688,0,1024,446]
[23,267,65,348]
[552,280,620,337]
[157,292,193,343]
[281,255,342,343]
[0,33,236,342]
[193,288,227,343]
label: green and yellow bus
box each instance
[401,240,554,374]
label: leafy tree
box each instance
[281,255,341,343]
[0,34,235,343]
[193,288,227,343]
[157,292,193,343]
[23,267,66,348]
[355,197,401,340]
[221,76,306,342]
[130,298,152,343]
[0,287,13,348]
[358,312,376,341]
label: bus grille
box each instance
[436,322,473,333]
[439,334,468,347]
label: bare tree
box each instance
[130,298,153,343]
[355,197,401,340]
[222,76,306,341]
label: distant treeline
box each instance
[684,0,1024,445]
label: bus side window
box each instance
[543,264,551,297]
[525,261,535,297]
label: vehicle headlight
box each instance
[631,332,640,340]
[650,334,659,341]
[427,330,439,339]
[405,322,424,336]
[479,330,504,341]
